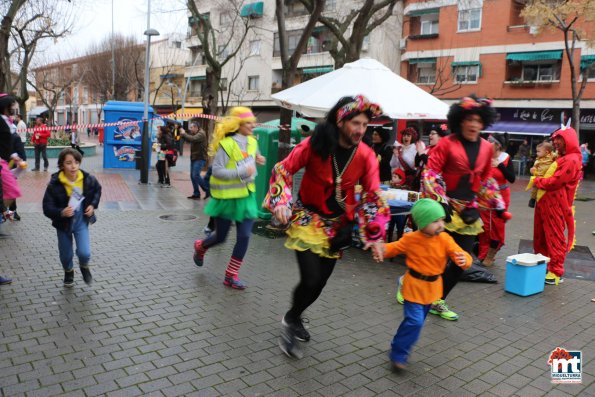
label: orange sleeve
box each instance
[384,237,407,258]
[444,234,472,270]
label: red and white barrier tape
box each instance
[20,112,284,133]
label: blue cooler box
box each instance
[504,253,550,296]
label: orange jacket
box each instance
[385,231,472,304]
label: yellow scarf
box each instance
[58,170,84,197]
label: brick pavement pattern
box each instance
[1,146,594,396]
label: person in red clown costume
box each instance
[410,95,506,321]
[264,95,390,358]
[530,127,582,285]
[477,133,516,266]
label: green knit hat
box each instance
[411,198,446,230]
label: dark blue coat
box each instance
[42,170,102,231]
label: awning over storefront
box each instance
[28,106,49,117]
[302,66,333,74]
[484,121,560,136]
[506,50,563,62]
[240,2,264,17]
[408,57,437,64]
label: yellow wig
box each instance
[208,106,257,157]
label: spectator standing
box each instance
[31,116,51,171]
[14,114,27,143]
[518,139,530,175]
[180,120,210,199]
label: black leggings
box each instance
[441,232,476,299]
[286,250,337,321]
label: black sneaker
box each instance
[80,266,93,284]
[528,198,536,208]
[13,212,20,221]
[282,315,310,342]
[64,270,74,288]
[279,324,303,359]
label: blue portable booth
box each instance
[103,101,156,169]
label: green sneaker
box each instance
[396,276,404,305]
[429,299,459,321]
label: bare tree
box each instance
[301,0,399,68]
[276,0,325,159]
[80,34,144,111]
[0,0,27,92]
[186,0,255,132]
[9,1,75,117]
[522,0,595,135]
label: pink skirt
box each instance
[0,159,22,200]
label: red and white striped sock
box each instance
[225,256,243,278]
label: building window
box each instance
[220,78,228,91]
[588,67,595,80]
[220,11,232,27]
[325,0,336,11]
[189,46,205,65]
[218,45,229,61]
[173,40,182,49]
[274,27,332,57]
[249,40,261,56]
[458,8,482,31]
[248,75,259,91]
[285,0,308,17]
[417,63,436,84]
[420,15,439,35]
[189,80,205,97]
[522,63,555,81]
[453,64,480,83]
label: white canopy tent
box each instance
[271,58,449,120]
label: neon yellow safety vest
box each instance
[210,135,258,199]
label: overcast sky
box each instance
[47,0,188,60]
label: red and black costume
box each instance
[478,150,515,260]
[533,127,582,277]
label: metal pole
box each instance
[111,0,115,99]
[140,0,152,184]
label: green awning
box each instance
[188,13,209,25]
[303,66,333,74]
[240,2,264,17]
[407,8,439,17]
[506,50,563,62]
[580,55,595,71]
[408,58,436,64]
[451,61,482,76]
[189,76,206,81]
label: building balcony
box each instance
[408,33,439,40]
[504,78,560,87]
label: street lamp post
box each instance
[140,19,160,183]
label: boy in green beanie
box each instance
[372,198,472,369]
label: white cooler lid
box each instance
[506,253,550,266]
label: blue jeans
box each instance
[203,217,254,260]
[57,209,91,271]
[190,160,210,197]
[390,301,431,364]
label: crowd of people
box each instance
[0,92,585,371]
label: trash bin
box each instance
[135,150,143,170]
[253,117,317,219]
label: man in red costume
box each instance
[265,95,390,358]
[532,127,582,285]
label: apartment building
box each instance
[184,0,402,121]
[400,0,595,142]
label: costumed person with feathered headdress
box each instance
[528,127,582,285]
[264,95,390,359]
[477,133,516,267]
[397,95,506,321]
[192,107,266,290]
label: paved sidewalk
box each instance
[1,147,594,396]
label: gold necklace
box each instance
[332,146,358,210]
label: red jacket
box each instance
[32,124,51,145]
[281,137,380,220]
